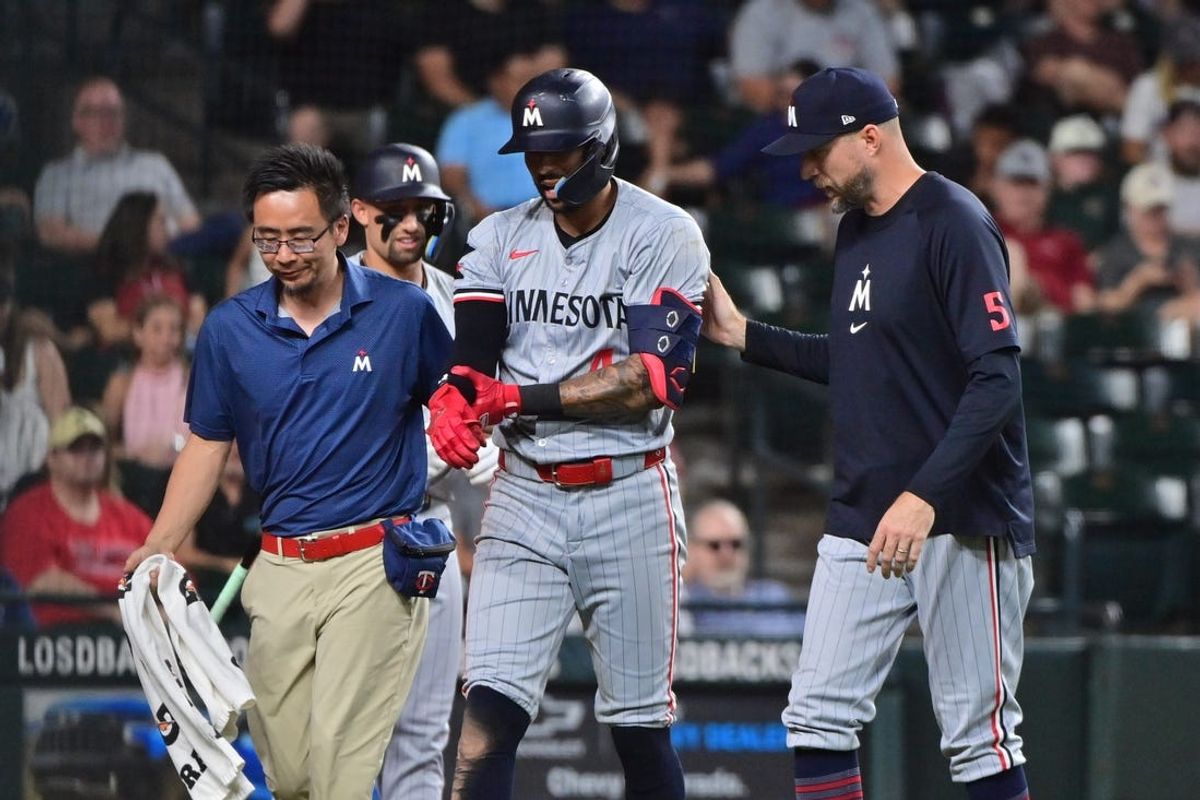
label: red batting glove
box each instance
[427,382,486,469]
[450,365,522,426]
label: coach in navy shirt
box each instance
[703,68,1036,800]
[125,144,451,799]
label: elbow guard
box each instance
[627,288,702,410]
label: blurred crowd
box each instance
[3,0,1200,630]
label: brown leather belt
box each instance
[498,448,666,488]
[261,516,410,562]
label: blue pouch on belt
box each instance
[382,517,457,598]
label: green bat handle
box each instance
[210,564,248,624]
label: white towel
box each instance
[119,555,256,800]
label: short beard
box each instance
[830,167,874,214]
[387,240,425,269]
[279,274,317,298]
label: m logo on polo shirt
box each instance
[353,348,373,373]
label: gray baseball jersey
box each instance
[458,179,709,728]
[455,178,709,462]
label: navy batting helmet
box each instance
[353,142,454,237]
[498,68,619,207]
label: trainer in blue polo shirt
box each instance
[186,250,447,536]
[703,68,1037,800]
[125,144,452,800]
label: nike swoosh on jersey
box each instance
[509,249,539,260]
[850,322,869,334]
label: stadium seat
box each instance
[1021,359,1139,418]
[1057,466,1194,627]
[1060,311,1163,365]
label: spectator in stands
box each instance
[436,49,541,224]
[0,407,151,626]
[1021,0,1143,122]
[992,139,1097,314]
[641,60,824,209]
[729,0,899,113]
[565,0,727,179]
[1121,12,1200,164]
[88,192,206,350]
[941,102,1023,207]
[1160,95,1200,237]
[33,77,200,255]
[0,259,70,509]
[266,0,404,161]
[640,60,832,247]
[1046,114,1120,251]
[1095,160,1200,315]
[681,499,804,639]
[414,0,565,109]
[100,296,189,517]
[0,89,30,246]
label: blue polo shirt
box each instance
[185,256,452,536]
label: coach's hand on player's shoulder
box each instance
[866,491,934,579]
[428,382,487,469]
[700,273,747,351]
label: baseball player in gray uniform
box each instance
[427,68,709,800]
[348,142,498,800]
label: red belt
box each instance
[261,516,410,562]
[499,449,665,487]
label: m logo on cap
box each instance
[523,99,543,128]
[401,157,422,182]
[787,105,797,128]
[841,114,857,126]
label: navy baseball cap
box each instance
[763,67,899,157]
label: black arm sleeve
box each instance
[740,320,831,384]
[446,300,506,402]
[906,348,1022,511]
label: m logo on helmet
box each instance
[523,99,544,128]
[401,157,422,183]
[787,105,797,128]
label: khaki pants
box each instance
[241,541,429,799]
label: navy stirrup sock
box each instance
[794,748,863,799]
[610,725,686,800]
[966,765,1030,800]
[456,686,531,800]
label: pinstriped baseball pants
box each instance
[463,458,687,727]
[783,534,1033,783]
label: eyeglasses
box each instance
[699,539,744,553]
[252,220,335,255]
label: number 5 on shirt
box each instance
[983,291,1011,332]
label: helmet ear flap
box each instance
[424,199,456,261]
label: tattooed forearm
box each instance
[559,356,660,418]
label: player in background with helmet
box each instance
[348,142,498,800]
[703,67,1035,800]
[428,68,709,800]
